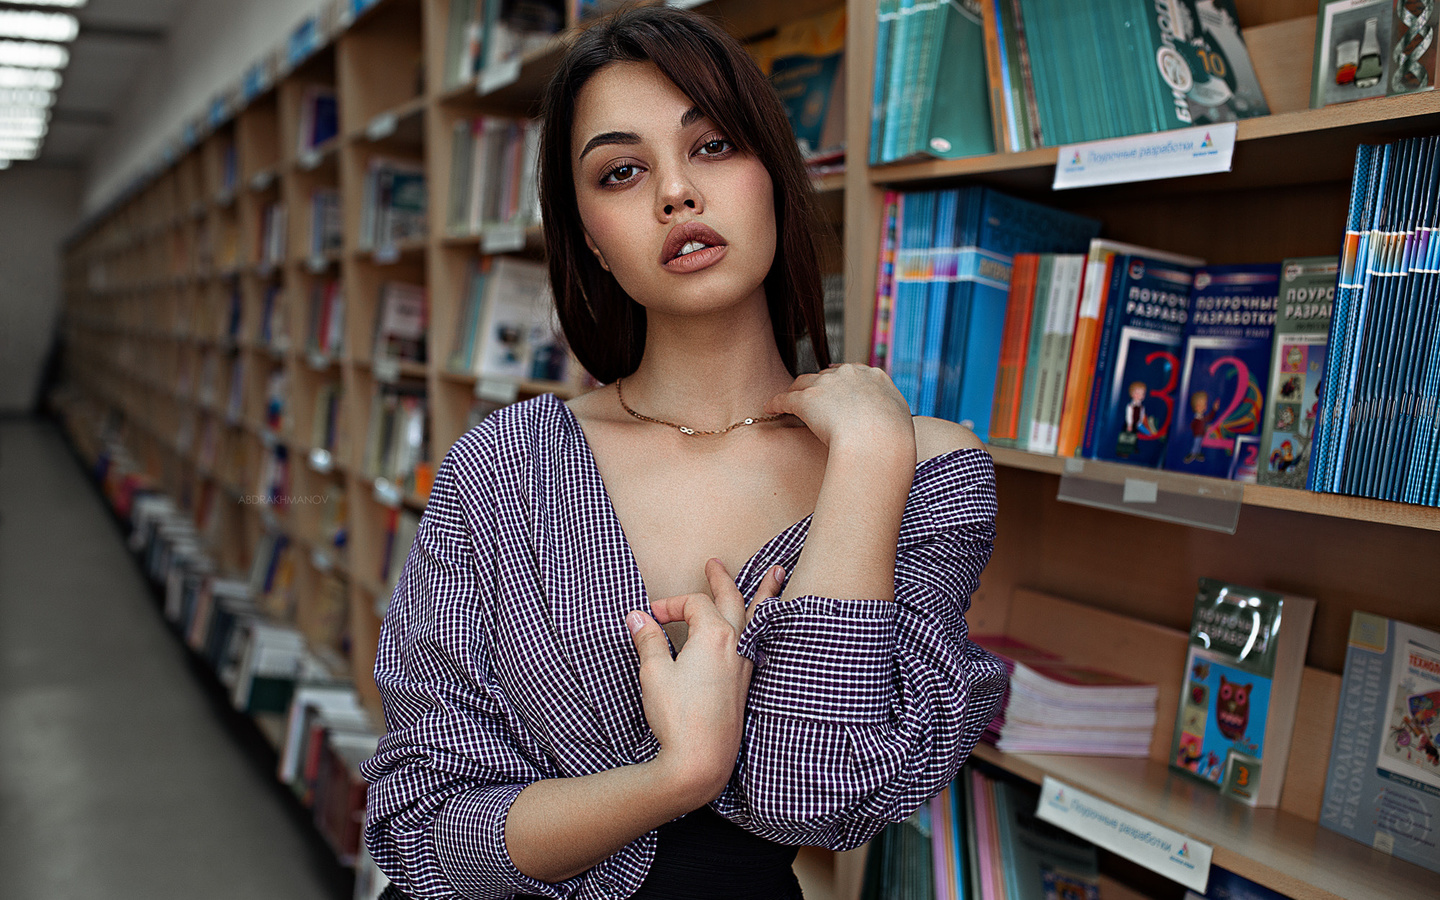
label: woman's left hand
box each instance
[763,363,915,456]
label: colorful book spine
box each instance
[988,252,1041,448]
[871,190,901,369]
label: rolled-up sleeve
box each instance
[360,433,572,899]
[720,449,1007,850]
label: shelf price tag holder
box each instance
[366,111,398,143]
[1053,123,1237,190]
[1056,457,1243,534]
[478,59,521,96]
[482,222,527,254]
[1036,776,1212,892]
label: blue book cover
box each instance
[891,191,937,412]
[1162,264,1280,479]
[917,189,961,417]
[1082,254,1195,467]
[1320,612,1440,876]
[944,188,1101,441]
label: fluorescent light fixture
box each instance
[0,159,11,169]
[0,141,40,159]
[0,41,68,69]
[0,66,60,88]
[6,0,87,7]
[0,104,48,120]
[0,88,54,107]
[0,11,80,42]
[0,119,46,138]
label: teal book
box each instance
[1257,257,1336,488]
[913,0,995,160]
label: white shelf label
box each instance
[299,148,322,171]
[1122,478,1159,504]
[306,350,331,371]
[1053,123,1237,190]
[482,222,527,254]
[249,170,275,192]
[374,244,400,265]
[373,357,400,383]
[308,447,333,473]
[1036,776,1212,892]
[478,59,521,95]
[307,254,328,274]
[312,549,333,572]
[373,477,402,509]
[366,111,398,142]
[475,377,519,403]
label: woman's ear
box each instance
[583,229,610,272]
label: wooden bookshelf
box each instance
[54,0,1440,897]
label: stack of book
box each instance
[440,0,565,91]
[257,201,287,268]
[305,279,345,360]
[872,0,1270,162]
[1311,135,1440,505]
[364,383,428,488]
[358,158,426,250]
[308,188,341,258]
[445,115,541,237]
[975,635,1158,757]
[447,256,568,382]
[372,281,427,365]
[862,766,1101,900]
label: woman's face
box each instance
[570,61,776,319]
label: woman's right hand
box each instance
[626,559,786,806]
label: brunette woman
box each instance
[362,7,1005,898]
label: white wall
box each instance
[83,0,330,215]
[0,166,83,413]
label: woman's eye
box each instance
[600,163,641,186]
[697,138,733,156]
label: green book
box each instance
[1007,253,1054,451]
[914,0,996,160]
[1257,257,1336,489]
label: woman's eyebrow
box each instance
[578,107,706,161]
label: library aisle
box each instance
[0,418,342,900]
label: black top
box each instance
[379,807,803,900]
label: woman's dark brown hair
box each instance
[538,5,831,384]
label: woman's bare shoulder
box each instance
[912,415,985,464]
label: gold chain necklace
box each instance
[615,377,784,436]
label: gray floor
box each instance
[0,417,342,900]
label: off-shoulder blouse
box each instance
[360,392,1006,899]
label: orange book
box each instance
[988,253,1041,445]
[1055,240,1203,457]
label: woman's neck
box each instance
[620,289,795,432]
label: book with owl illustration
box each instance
[1320,612,1440,875]
[1170,578,1315,807]
[1257,257,1336,489]
[1163,265,1281,480]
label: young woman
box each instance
[361,7,1005,899]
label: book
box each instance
[1162,264,1280,479]
[992,776,1101,900]
[1026,253,1085,455]
[1080,253,1198,467]
[750,6,847,164]
[1170,577,1315,807]
[1311,1,1438,109]
[1320,612,1440,875]
[371,281,427,364]
[1056,240,1203,459]
[1183,865,1290,900]
[359,157,426,250]
[987,252,1041,448]
[297,84,339,154]
[1257,257,1336,488]
[473,256,562,382]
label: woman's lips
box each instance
[662,243,728,273]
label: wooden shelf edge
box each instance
[969,744,1436,900]
[984,445,1440,531]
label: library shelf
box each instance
[968,744,1434,900]
[984,446,1440,532]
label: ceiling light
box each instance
[0,113,46,130]
[0,41,68,69]
[0,159,11,169]
[5,0,87,7]
[0,141,39,159]
[0,104,47,120]
[0,66,59,89]
[0,11,79,42]
[0,88,53,107]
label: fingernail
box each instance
[770,565,785,581]
[626,611,644,635]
